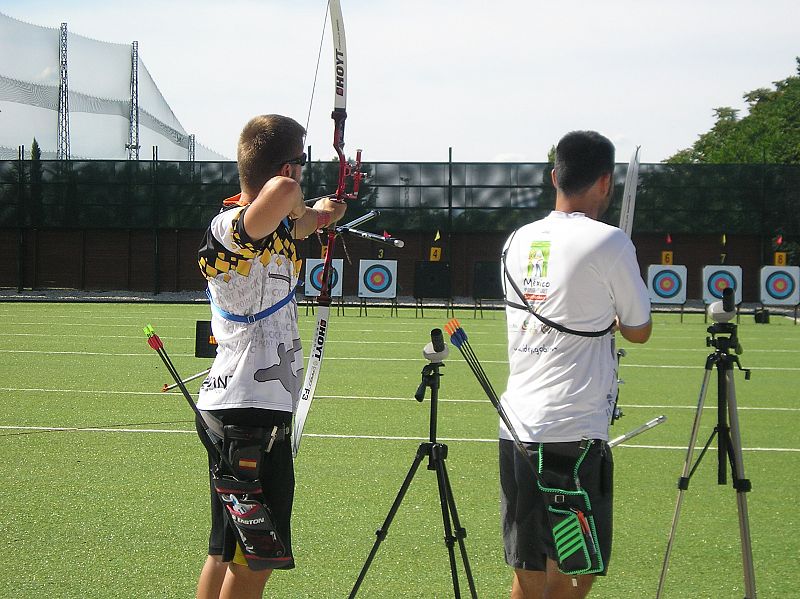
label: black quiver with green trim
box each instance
[536,440,604,576]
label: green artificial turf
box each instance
[0,302,797,597]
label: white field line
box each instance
[0,425,797,453]
[3,333,491,345]
[3,323,428,335]
[1,387,798,412]
[3,332,800,354]
[1,349,799,372]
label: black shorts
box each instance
[196,408,295,569]
[499,439,613,574]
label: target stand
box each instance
[357,260,399,317]
[472,261,503,318]
[759,266,800,324]
[358,297,399,317]
[702,265,742,323]
[413,261,453,318]
[301,299,346,315]
[647,265,688,321]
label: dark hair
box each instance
[237,114,306,194]
[553,131,615,196]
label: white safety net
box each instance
[0,12,226,160]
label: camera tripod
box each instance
[657,301,757,598]
[349,331,478,599]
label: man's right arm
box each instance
[617,318,652,344]
[292,197,348,240]
[242,177,305,240]
[609,236,652,344]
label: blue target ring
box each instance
[652,270,682,299]
[310,263,339,292]
[707,270,737,299]
[363,264,393,294]
[765,271,795,300]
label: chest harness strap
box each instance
[206,283,298,325]
[502,228,614,338]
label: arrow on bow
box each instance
[292,0,363,457]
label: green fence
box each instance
[2,159,799,236]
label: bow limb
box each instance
[292,0,359,457]
[613,147,641,432]
[618,146,640,238]
[329,0,349,202]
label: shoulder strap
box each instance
[502,229,614,338]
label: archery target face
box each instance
[760,266,800,305]
[647,265,687,304]
[358,260,398,298]
[702,265,742,305]
[304,259,344,297]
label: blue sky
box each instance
[3,0,798,163]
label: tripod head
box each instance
[415,328,448,401]
[706,322,740,354]
[413,329,450,452]
[705,288,750,379]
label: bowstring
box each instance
[304,0,332,135]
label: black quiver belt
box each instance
[211,424,291,570]
[536,441,604,576]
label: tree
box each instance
[666,57,800,164]
[29,137,43,227]
[30,138,41,161]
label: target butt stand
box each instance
[657,288,757,599]
[348,329,477,599]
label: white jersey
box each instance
[196,202,304,413]
[500,211,650,443]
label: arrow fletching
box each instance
[143,324,163,351]
[445,318,467,348]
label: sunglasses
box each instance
[283,152,307,167]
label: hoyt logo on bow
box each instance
[335,50,345,96]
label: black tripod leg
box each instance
[349,444,428,599]
[437,449,479,599]
[430,443,463,599]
